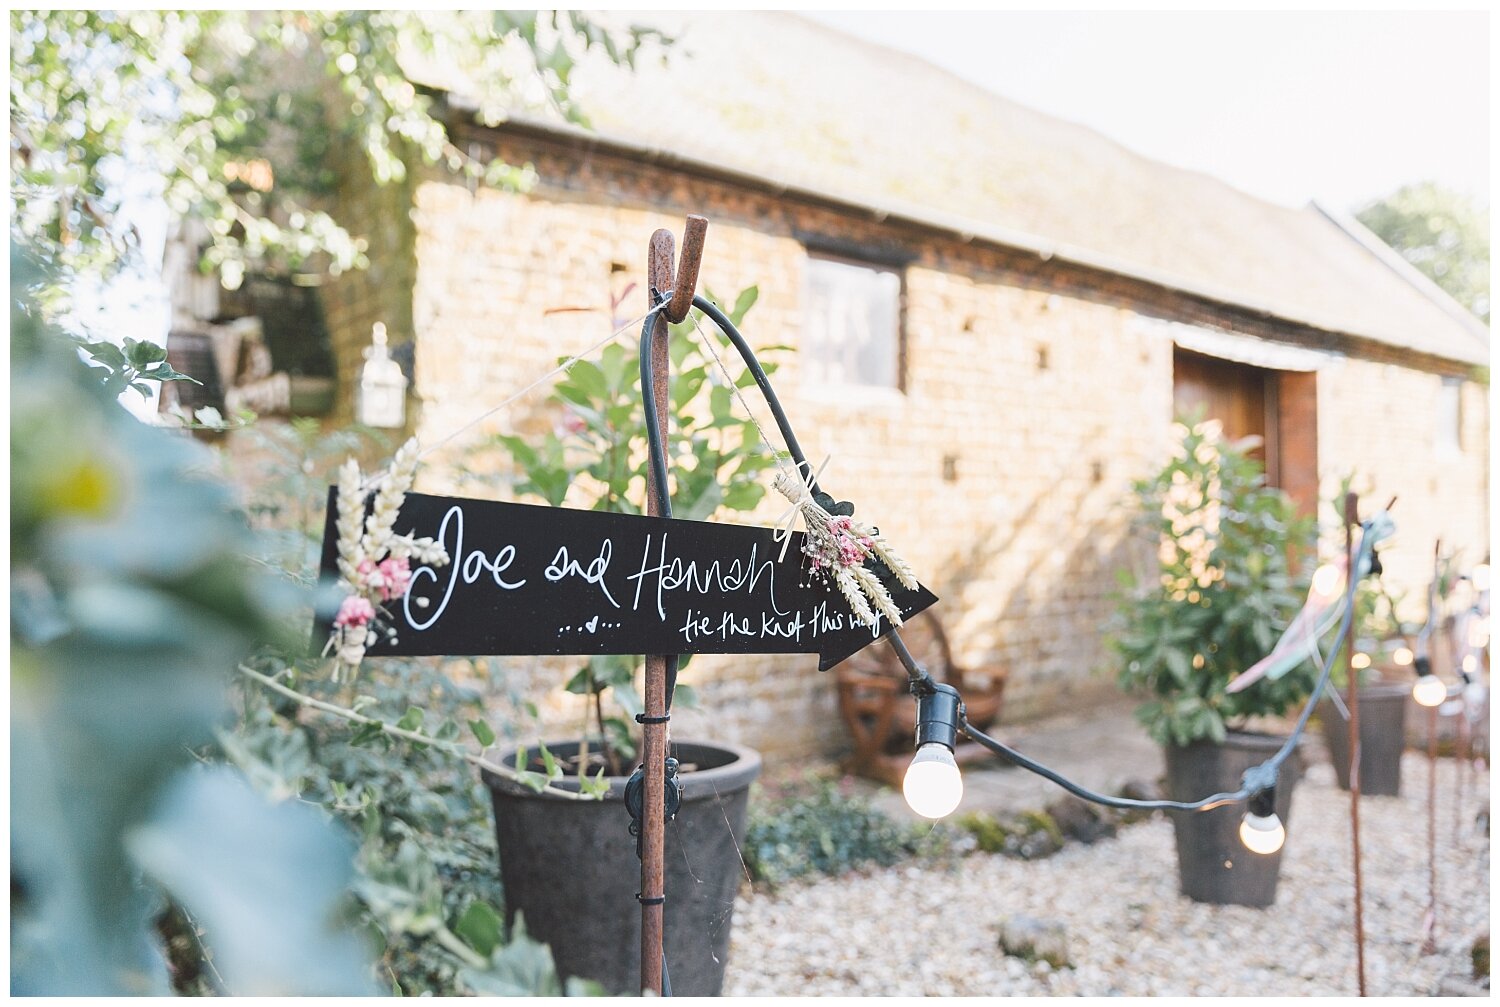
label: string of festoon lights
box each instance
[649,292,1400,858]
[889,512,1395,857]
[1406,561,1489,711]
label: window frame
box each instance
[1436,375,1464,455]
[799,248,908,395]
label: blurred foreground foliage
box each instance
[10,248,593,994]
[11,247,371,994]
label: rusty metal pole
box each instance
[1455,688,1468,841]
[1423,701,1439,954]
[639,215,707,996]
[1419,544,1441,955]
[1344,491,1367,997]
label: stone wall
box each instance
[317,125,1488,764]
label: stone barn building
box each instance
[188,14,1490,761]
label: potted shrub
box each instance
[1318,576,1413,797]
[1113,419,1317,907]
[479,289,775,995]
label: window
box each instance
[1437,377,1463,453]
[802,255,902,390]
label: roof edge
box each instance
[1311,200,1490,347]
[442,100,1488,369]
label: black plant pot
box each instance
[482,739,761,996]
[1163,731,1302,908]
[1319,682,1410,796]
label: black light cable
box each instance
[924,521,1372,856]
[638,292,1381,856]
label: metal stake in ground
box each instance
[638,215,708,996]
[1343,491,1367,997]
[1421,542,1441,956]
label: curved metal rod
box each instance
[639,292,822,519]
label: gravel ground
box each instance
[724,754,1489,996]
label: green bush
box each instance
[743,778,951,885]
[1112,419,1318,747]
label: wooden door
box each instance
[1172,347,1319,518]
[1172,348,1275,482]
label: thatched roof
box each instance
[417,12,1488,367]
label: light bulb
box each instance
[1239,811,1286,855]
[1462,654,1478,675]
[1467,618,1489,650]
[1350,652,1371,671]
[1413,674,1447,707]
[1475,564,1491,593]
[903,742,963,819]
[1393,647,1414,667]
[1310,564,1341,601]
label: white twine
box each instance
[770,456,832,562]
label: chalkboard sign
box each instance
[315,490,936,671]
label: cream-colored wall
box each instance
[1317,358,1490,621]
[401,175,1185,757]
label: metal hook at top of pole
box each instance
[663,215,708,323]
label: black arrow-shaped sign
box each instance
[315,490,937,671]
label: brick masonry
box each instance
[315,127,1489,763]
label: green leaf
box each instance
[730,285,759,325]
[81,339,127,370]
[539,745,559,780]
[468,720,496,747]
[564,360,607,400]
[722,482,764,512]
[396,707,424,732]
[349,721,386,747]
[454,901,504,958]
[140,362,201,385]
[563,665,596,695]
[124,337,168,367]
[459,914,563,996]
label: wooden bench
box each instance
[834,611,1008,787]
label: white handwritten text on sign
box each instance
[315,490,937,671]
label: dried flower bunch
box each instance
[326,438,450,680]
[773,467,918,629]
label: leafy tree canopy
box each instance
[10,11,665,296]
[1355,181,1490,324]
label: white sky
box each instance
[806,10,1490,211]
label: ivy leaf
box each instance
[123,336,168,368]
[80,340,127,371]
[141,361,202,385]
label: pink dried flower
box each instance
[377,556,412,601]
[334,595,376,628]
